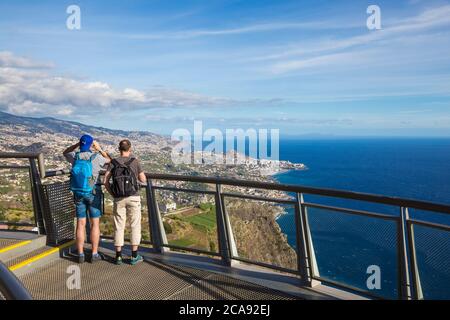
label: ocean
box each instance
[273,138,450,299]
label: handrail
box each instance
[44,169,71,177]
[145,173,450,215]
[44,169,450,214]
[0,152,42,158]
[0,262,32,300]
[0,152,45,179]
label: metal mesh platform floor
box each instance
[0,231,40,240]
[0,238,20,250]
[5,246,53,268]
[19,256,298,300]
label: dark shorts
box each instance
[74,188,102,219]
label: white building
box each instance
[160,201,177,213]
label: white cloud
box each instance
[258,5,450,74]
[7,101,75,116]
[0,52,245,116]
[18,20,356,41]
[1,50,447,117]
[269,51,362,74]
[125,21,332,40]
[0,51,53,68]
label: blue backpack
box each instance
[70,152,98,196]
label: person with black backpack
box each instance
[63,135,111,264]
[104,139,147,265]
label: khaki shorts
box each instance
[113,196,142,247]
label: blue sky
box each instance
[0,0,449,136]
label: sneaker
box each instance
[78,253,85,264]
[90,253,103,263]
[130,254,143,265]
[115,255,123,265]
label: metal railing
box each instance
[2,153,450,300]
[144,173,450,300]
[0,262,32,300]
[0,153,46,233]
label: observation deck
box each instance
[0,152,449,300]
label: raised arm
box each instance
[92,141,112,163]
[63,142,80,155]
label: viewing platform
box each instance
[1,152,449,300]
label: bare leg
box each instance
[115,246,122,253]
[132,245,138,252]
[90,218,100,255]
[76,218,86,255]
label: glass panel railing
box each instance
[224,197,298,272]
[306,206,399,298]
[157,189,218,254]
[100,188,114,238]
[0,168,34,230]
[412,223,450,300]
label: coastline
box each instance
[273,204,288,221]
[260,162,307,177]
[270,168,304,246]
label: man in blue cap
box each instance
[63,135,111,263]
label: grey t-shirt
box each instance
[64,151,107,183]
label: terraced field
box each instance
[164,203,218,253]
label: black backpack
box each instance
[110,158,139,198]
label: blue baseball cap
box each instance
[79,134,94,152]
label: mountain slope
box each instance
[0,111,162,139]
[0,111,171,156]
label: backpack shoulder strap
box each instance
[111,158,120,168]
[124,158,136,167]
